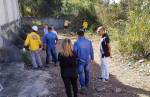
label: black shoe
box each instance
[32,67,38,70]
[38,66,45,70]
[85,84,90,89]
[105,79,109,81]
[97,77,103,80]
[54,62,58,66]
[79,87,86,94]
[45,64,49,68]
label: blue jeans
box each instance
[46,47,58,64]
[78,62,90,87]
[46,48,49,64]
[31,51,43,68]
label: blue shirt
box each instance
[73,37,94,63]
[43,32,58,48]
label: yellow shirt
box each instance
[83,21,88,29]
[24,32,42,51]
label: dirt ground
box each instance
[0,34,150,97]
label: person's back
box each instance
[83,21,88,29]
[25,31,41,51]
[73,30,94,88]
[24,26,43,69]
[58,38,78,97]
[58,51,77,77]
[43,32,58,48]
[74,37,93,63]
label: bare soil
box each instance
[0,34,150,97]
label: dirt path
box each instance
[48,34,150,97]
[91,39,150,97]
[0,34,150,97]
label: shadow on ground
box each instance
[0,38,150,97]
[89,61,150,97]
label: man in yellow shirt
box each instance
[82,19,89,32]
[24,26,43,69]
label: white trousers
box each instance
[101,57,109,79]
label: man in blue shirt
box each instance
[73,30,94,89]
[43,27,58,66]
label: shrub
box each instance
[118,2,150,59]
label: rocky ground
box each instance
[0,33,150,97]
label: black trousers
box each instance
[62,77,78,97]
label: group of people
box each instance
[24,24,58,68]
[24,24,111,97]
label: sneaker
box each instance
[102,79,109,82]
[105,79,109,81]
[79,87,86,94]
[38,66,45,70]
[32,67,38,70]
[97,77,103,80]
[54,62,59,66]
[49,61,54,64]
[44,64,49,68]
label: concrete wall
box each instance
[0,0,20,26]
[0,0,21,62]
[22,17,65,29]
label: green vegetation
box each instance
[21,51,32,65]
[118,0,150,59]
[19,0,61,17]
[19,0,150,59]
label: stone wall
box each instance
[0,20,21,62]
[22,17,65,29]
[0,0,20,26]
[0,0,65,62]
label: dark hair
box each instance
[48,27,52,31]
[77,30,84,36]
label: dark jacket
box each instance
[100,33,110,58]
[58,52,78,78]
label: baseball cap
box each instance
[32,26,38,31]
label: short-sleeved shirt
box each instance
[100,33,110,58]
[43,32,58,49]
[24,32,42,51]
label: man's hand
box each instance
[110,53,112,58]
[43,44,46,50]
[91,60,96,64]
[91,60,96,79]
[22,48,26,52]
[38,48,43,52]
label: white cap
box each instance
[96,26,103,33]
[32,26,38,31]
